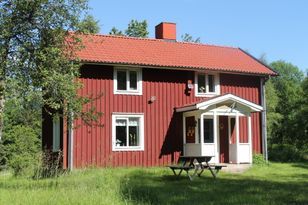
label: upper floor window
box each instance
[195,72,220,97]
[114,67,142,95]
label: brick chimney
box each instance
[155,22,176,41]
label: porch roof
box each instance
[175,93,263,113]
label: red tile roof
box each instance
[74,34,277,76]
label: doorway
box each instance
[219,116,229,163]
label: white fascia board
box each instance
[175,105,197,112]
[196,94,263,112]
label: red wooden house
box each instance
[42,22,277,169]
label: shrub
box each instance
[0,142,8,170]
[269,144,304,162]
[33,150,64,179]
[4,125,40,176]
[253,154,267,165]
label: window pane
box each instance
[53,116,60,151]
[129,71,137,90]
[204,119,214,143]
[129,118,139,146]
[129,126,139,146]
[198,74,206,93]
[117,70,127,90]
[116,119,127,146]
[208,75,215,92]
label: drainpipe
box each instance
[68,112,74,170]
[260,78,268,163]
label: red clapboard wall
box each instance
[57,65,263,168]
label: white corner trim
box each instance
[112,113,144,151]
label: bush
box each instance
[0,142,8,170]
[3,125,40,176]
[33,150,64,179]
[253,154,267,165]
[269,144,305,162]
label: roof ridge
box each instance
[79,32,239,50]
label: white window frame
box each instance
[112,113,144,151]
[113,67,142,95]
[195,72,220,97]
[52,115,61,152]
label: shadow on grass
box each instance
[120,171,308,205]
[291,162,308,169]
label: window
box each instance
[195,72,220,97]
[204,119,214,143]
[112,114,144,151]
[114,67,142,95]
[52,115,60,152]
[198,118,214,143]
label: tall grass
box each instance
[0,163,307,205]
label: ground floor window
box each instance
[112,113,144,151]
[198,117,214,143]
[52,115,60,152]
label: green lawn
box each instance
[0,163,308,205]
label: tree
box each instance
[125,20,149,38]
[268,61,304,146]
[293,74,308,149]
[0,0,101,173]
[181,33,201,43]
[109,27,124,36]
[0,0,97,140]
[109,20,149,38]
[78,15,100,34]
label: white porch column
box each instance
[200,114,204,156]
[248,114,252,163]
[235,112,240,164]
[213,111,218,163]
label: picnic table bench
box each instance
[167,156,227,181]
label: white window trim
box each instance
[194,72,220,97]
[112,113,144,151]
[52,115,60,152]
[113,67,142,95]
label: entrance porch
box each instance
[176,94,263,164]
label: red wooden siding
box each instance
[62,65,263,168]
[220,73,262,152]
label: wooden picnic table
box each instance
[167,156,226,181]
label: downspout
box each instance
[68,112,74,170]
[260,77,268,162]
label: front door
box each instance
[219,116,229,163]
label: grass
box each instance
[0,163,308,205]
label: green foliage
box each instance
[253,154,267,165]
[265,80,282,141]
[77,15,100,34]
[265,60,307,161]
[3,125,40,176]
[125,20,149,38]
[181,33,201,43]
[0,0,101,172]
[33,151,64,179]
[269,144,305,162]
[109,20,149,38]
[109,27,124,36]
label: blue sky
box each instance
[89,0,308,71]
